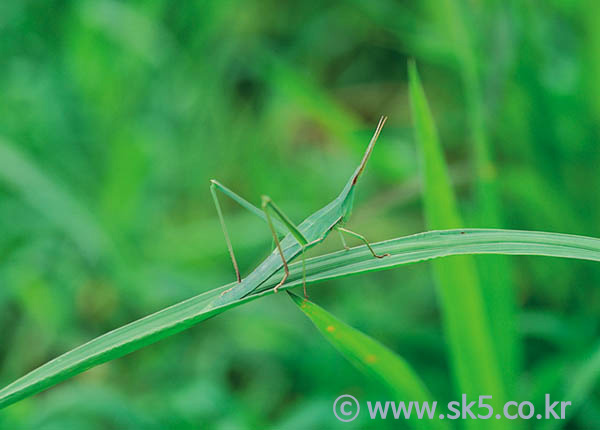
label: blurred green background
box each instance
[1,0,600,428]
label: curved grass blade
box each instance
[409,62,506,425]
[1,228,599,409]
[288,292,449,430]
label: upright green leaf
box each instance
[419,0,518,389]
[288,292,449,430]
[408,61,506,428]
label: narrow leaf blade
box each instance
[408,61,506,425]
[1,228,599,409]
[288,292,449,430]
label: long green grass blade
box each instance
[408,61,506,427]
[289,292,449,430]
[1,228,599,409]
[417,0,519,388]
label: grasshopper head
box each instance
[350,116,387,186]
[340,116,387,221]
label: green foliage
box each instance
[424,0,519,388]
[2,228,599,411]
[0,139,110,262]
[408,63,506,429]
[2,1,600,428]
[288,292,448,430]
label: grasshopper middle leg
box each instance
[336,226,390,258]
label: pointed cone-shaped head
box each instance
[339,116,387,220]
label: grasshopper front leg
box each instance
[211,179,288,296]
[210,180,242,283]
[338,228,350,250]
[262,195,311,296]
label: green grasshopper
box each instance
[207,116,389,308]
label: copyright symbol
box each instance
[333,394,360,422]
